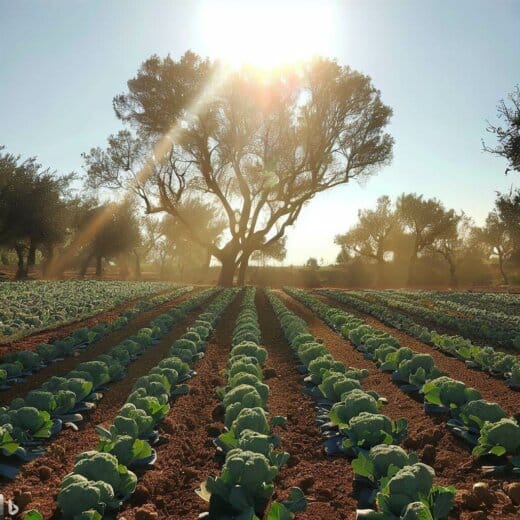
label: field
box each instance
[0,284,519,520]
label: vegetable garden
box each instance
[0,283,518,519]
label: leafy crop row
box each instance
[319,289,520,390]
[0,280,175,341]
[289,288,520,479]
[54,288,238,520]
[0,286,193,390]
[0,288,215,480]
[200,287,306,520]
[269,290,455,520]
[349,290,520,351]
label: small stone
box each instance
[505,482,520,505]
[472,482,494,506]
[286,454,300,468]
[38,466,52,481]
[263,367,277,379]
[183,467,198,480]
[133,484,151,504]
[135,508,158,520]
[161,418,176,434]
[13,490,32,509]
[458,490,482,511]
[298,476,315,492]
[421,444,436,465]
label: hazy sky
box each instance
[1,0,519,264]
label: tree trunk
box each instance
[79,253,93,278]
[237,251,252,286]
[95,256,103,277]
[42,246,54,278]
[407,251,417,287]
[449,263,458,288]
[218,256,237,286]
[376,257,385,287]
[27,241,37,268]
[133,250,141,280]
[498,253,509,285]
[15,244,27,279]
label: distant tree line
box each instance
[334,191,520,287]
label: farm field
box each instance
[0,281,176,343]
[0,284,518,520]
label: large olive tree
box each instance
[84,51,393,285]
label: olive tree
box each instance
[84,52,393,285]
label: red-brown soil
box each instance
[118,291,244,519]
[0,286,192,355]
[315,293,519,416]
[0,293,215,519]
[256,289,359,519]
[0,289,200,406]
[277,290,519,519]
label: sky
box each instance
[0,0,519,265]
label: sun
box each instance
[200,1,335,70]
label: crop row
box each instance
[0,286,193,390]
[0,280,175,341]
[267,290,456,519]
[288,288,520,479]
[198,287,306,519]
[51,288,239,520]
[0,288,215,480]
[386,289,520,318]
[346,289,520,351]
[319,289,520,390]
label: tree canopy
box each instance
[84,51,394,285]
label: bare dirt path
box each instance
[315,293,519,416]
[277,291,519,519]
[0,293,215,519]
[256,289,359,520]
[0,289,201,405]
[118,291,243,520]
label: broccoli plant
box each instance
[422,377,481,410]
[395,354,442,387]
[341,412,408,451]
[352,444,419,485]
[374,463,455,519]
[97,435,153,467]
[458,400,507,431]
[204,448,279,515]
[472,418,520,457]
[329,390,381,426]
[0,407,54,442]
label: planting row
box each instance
[289,289,520,478]
[268,290,456,520]
[410,290,520,316]
[199,287,306,519]
[346,289,520,351]
[0,288,215,480]
[319,289,520,390]
[51,288,239,520]
[0,280,174,341]
[0,286,193,390]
